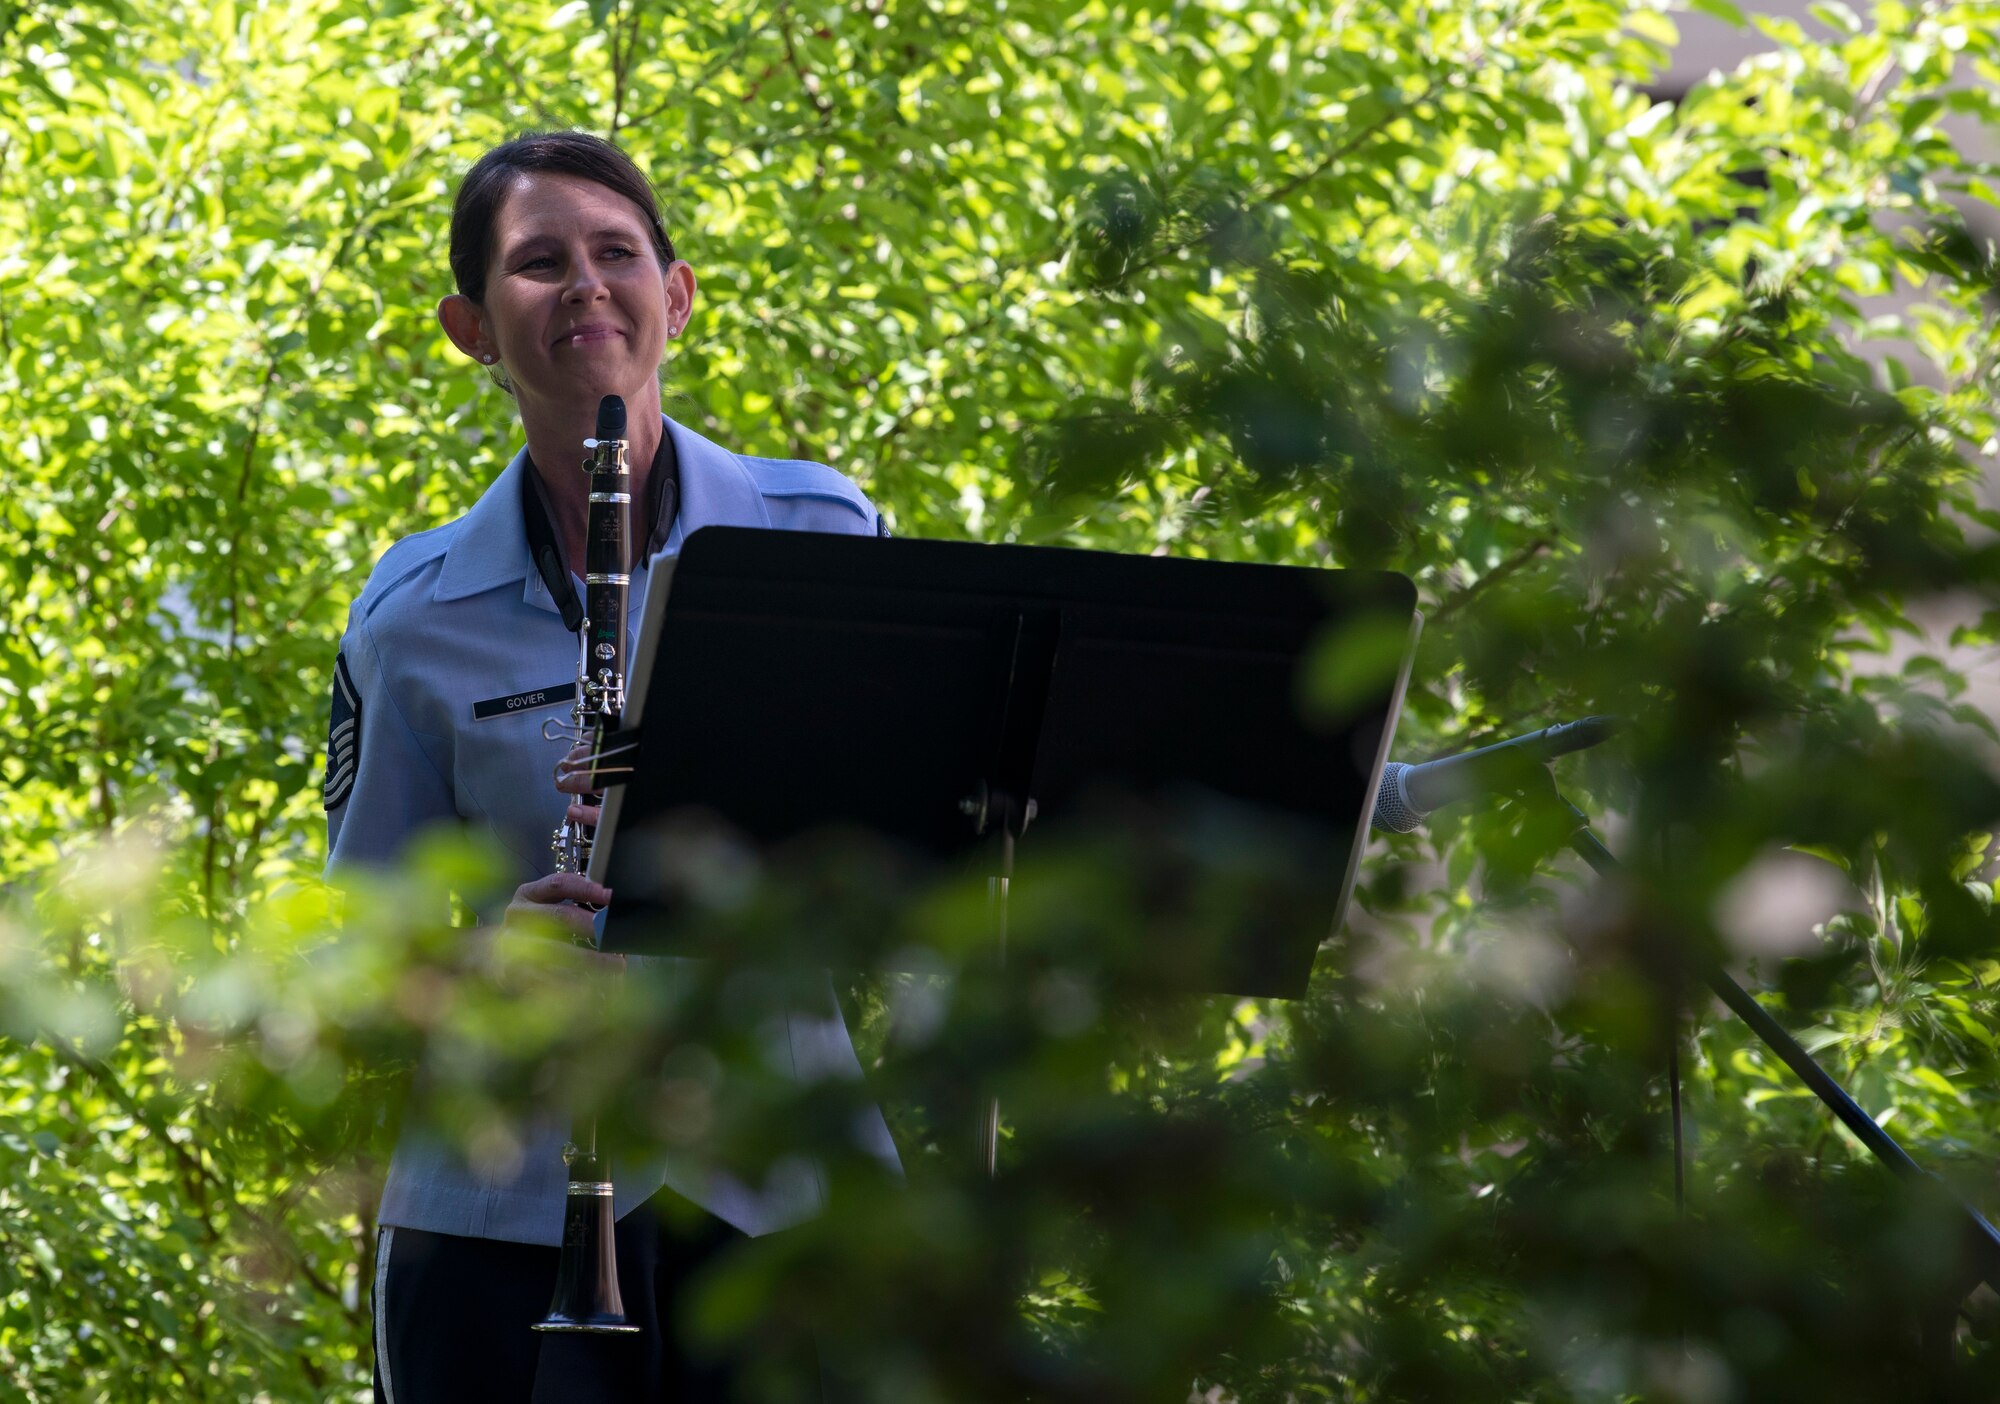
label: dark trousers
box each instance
[371,1191,813,1403]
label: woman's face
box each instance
[442,170,694,413]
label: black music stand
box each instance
[591,527,1418,1008]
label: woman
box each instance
[325,131,896,1403]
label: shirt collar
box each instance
[521,421,681,583]
[432,412,774,608]
[432,447,537,605]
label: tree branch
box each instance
[46,1034,363,1330]
[0,129,14,360]
[203,161,407,913]
[608,0,637,136]
[780,13,833,117]
[1425,537,1552,624]
[623,3,789,129]
[1098,4,1537,292]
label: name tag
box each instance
[472,682,578,721]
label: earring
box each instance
[480,353,495,363]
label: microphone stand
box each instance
[1527,771,2000,1355]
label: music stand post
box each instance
[962,782,1032,1175]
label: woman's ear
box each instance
[663,261,698,338]
[437,294,493,362]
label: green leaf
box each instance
[1687,0,1748,26]
[1788,844,1852,875]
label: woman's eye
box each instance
[603,245,636,260]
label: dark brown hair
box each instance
[448,131,676,303]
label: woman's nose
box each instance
[564,262,608,303]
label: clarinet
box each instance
[550,393,631,879]
[533,394,640,1335]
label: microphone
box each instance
[1372,716,1622,832]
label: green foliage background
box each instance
[5,0,2000,1398]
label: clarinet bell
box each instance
[533,1145,641,1335]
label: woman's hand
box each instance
[496,741,616,958]
[504,871,611,941]
[494,871,624,974]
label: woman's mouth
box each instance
[555,326,623,348]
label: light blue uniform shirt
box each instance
[326,413,900,1246]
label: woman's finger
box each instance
[554,743,596,796]
[565,801,602,827]
[506,898,599,939]
[510,872,612,909]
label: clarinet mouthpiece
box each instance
[594,394,626,443]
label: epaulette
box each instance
[351,520,460,622]
[742,457,874,523]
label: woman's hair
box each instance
[448,131,677,303]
